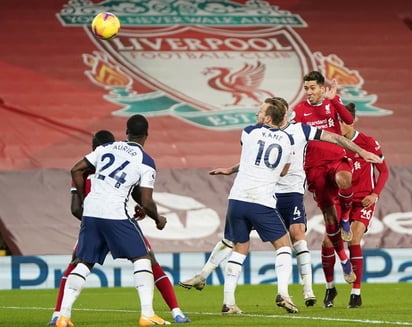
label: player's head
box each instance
[304,71,325,85]
[303,71,326,105]
[92,130,115,150]
[126,114,149,140]
[345,102,356,119]
[257,97,288,127]
[268,97,289,111]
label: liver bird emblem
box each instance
[203,61,273,106]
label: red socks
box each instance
[349,244,363,289]
[152,263,179,310]
[321,245,336,283]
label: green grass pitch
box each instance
[1,283,412,326]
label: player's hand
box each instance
[325,79,338,100]
[155,215,167,230]
[133,204,146,220]
[209,166,238,175]
[359,150,383,164]
[361,193,378,208]
[209,168,230,175]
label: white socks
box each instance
[60,263,90,318]
[294,240,313,294]
[133,258,154,317]
[59,259,156,319]
[199,239,233,280]
[172,308,184,319]
[223,251,246,305]
[275,246,292,297]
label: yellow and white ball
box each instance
[91,12,120,40]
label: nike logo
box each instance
[293,216,300,220]
[303,113,312,116]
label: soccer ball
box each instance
[91,12,120,40]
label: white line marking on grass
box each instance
[232,312,412,325]
[0,306,138,313]
[1,306,412,325]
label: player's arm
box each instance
[70,188,83,220]
[280,163,291,177]
[318,130,382,163]
[280,141,293,177]
[131,186,146,220]
[325,79,353,124]
[372,159,390,196]
[209,163,240,175]
[361,157,389,208]
[139,187,167,230]
[334,98,354,124]
[70,158,91,204]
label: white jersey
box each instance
[82,141,156,220]
[275,122,321,194]
[229,125,294,208]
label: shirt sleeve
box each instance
[300,123,322,141]
[139,158,156,189]
[373,160,389,196]
[84,149,98,168]
[331,96,354,125]
[371,139,389,196]
[366,137,389,196]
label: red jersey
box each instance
[293,96,354,168]
[345,131,389,201]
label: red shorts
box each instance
[336,201,375,230]
[305,158,352,210]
